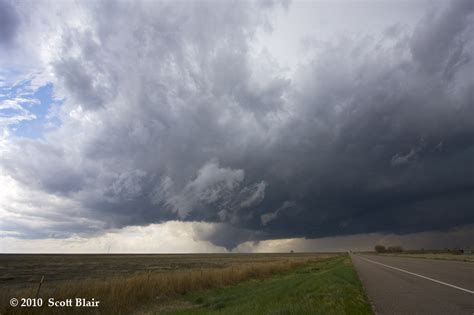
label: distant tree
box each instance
[387,246,403,253]
[453,248,463,255]
[375,245,386,253]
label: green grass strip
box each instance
[167,255,373,315]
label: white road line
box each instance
[355,255,474,295]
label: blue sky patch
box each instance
[0,80,63,138]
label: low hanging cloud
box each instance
[236,225,474,253]
[0,221,229,253]
[151,160,266,223]
[1,0,473,251]
[261,201,294,226]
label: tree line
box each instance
[374,245,403,253]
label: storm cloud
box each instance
[0,0,20,46]
[1,0,473,250]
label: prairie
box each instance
[0,253,338,314]
[149,255,373,315]
[382,252,474,262]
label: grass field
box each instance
[382,252,474,262]
[140,255,373,315]
[0,253,327,290]
[1,253,348,314]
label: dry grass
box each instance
[384,252,474,262]
[0,255,335,314]
[0,253,330,289]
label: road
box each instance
[351,254,474,315]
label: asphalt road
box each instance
[351,254,474,315]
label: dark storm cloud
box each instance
[0,0,20,46]
[2,0,474,249]
[245,0,474,242]
[193,222,268,250]
[411,0,473,76]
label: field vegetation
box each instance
[372,248,474,262]
[374,245,402,253]
[0,253,336,314]
[1,253,326,290]
[142,255,373,314]
[382,251,474,262]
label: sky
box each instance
[0,0,473,253]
